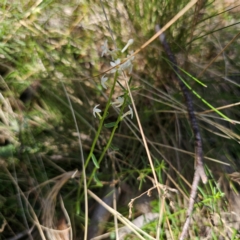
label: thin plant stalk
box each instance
[76,72,118,213]
[87,93,128,186]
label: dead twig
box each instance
[155,24,207,240]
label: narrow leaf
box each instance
[179,76,233,123]
[91,153,99,169]
[104,122,117,128]
[94,173,103,187]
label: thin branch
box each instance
[179,169,201,240]
[155,24,207,239]
[155,25,207,183]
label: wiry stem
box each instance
[155,24,207,239]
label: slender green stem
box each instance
[76,72,118,214]
[87,95,128,186]
[84,72,119,169]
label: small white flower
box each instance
[128,105,133,119]
[101,75,108,89]
[111,96,124,107]
[101,40,109,57]
[120,59,132,74]
[121,105,133,119]
[93,104,102,118]
[120,51,134,74]
[110,59,121,73]
[121,39,134,53]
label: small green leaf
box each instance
[130,86,142,91]
[117,80,126,91]
[104,122,117,128]
[91,153,99,169]
[94,173,103,187]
